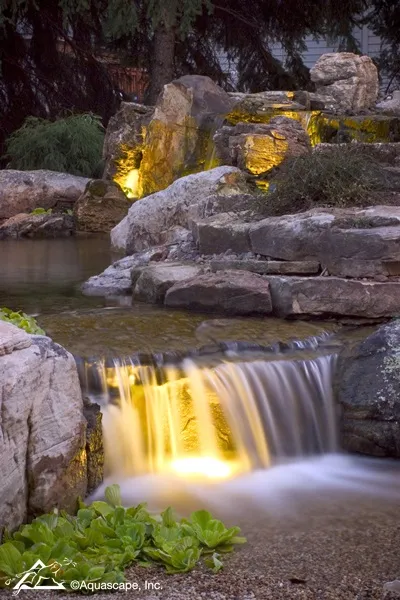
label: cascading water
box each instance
[82,338,400,515]
[83,349,337,478]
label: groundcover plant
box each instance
[0,484,246,592]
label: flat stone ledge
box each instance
[266,275,400,318]
[210,258,320,275]
[165,270,272,315]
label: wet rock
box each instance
[267,275,400,318]
[210,258,320,275]
[133,263,202,304]
[111,166,249,254]
[73,179,131,232]
[165,270,272,315]
[0,212,75,239]
[250,207,400,278]
[214,116,311,176]
[0,325,89,530]
[139,75,235,196]
[336,320,400,457]
[0,170,89,220]
[310,52,379,113]
[102,101,153,188]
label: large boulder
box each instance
[0,170,89,221]
[0,212,75,239]
[111,166,249,254]
[214,116,311,176]
[336,320,400,457]
[102,102,153,197]
[165,270,272,315]
[310,53,379,113]
[73,180,131,233]
[250,206,400,278]
[138,75,235,196]
[0,321,102,530]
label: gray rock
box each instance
[0,170,89,220]
[376,90,400,115]
[250,207,400,278]
[192,212,252,255]
[210,258,320,275]
[266,275,400,318]
[310,52,379,112]
[0,321,32,356]
[0,324,92,529]
[165,270,272,315]
[82,250,161,296]
[111,166,249,254]
[133,263,203,304]
[336,320,400,457]
[0,212,75,239]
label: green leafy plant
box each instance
[0,485,246,593]
[254,145,393,217]
[0,308,45,335]
[30,207,53,216]
[4,114,104,178]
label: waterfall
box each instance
[82,350,338,481]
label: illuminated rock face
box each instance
[102,102,153,198]
[138,75,235,196]
[310,53,379,113]
[214,116,311,176]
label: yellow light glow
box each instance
[170,457,235,480]
[123,168,140,199]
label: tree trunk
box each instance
[147,21,176,105]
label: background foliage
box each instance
[4,114,104,177]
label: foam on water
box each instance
[91,453,400,518]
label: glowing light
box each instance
[122,168,140,199]
[170,457,235,480]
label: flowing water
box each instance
[86,342,400,517]
[1,237,398,516]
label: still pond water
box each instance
[0,236,341,357]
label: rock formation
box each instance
[0,321,103,530]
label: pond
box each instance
[0,237,340,357]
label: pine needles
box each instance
[4,114,105,177]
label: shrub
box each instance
[4,114,104,178]
[256,146,391,217]
[0,308,45,335]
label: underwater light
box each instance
[170,457,235,480]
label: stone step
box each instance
[266,275,400,318]
[210,258,320,275]
[165,270,272,315]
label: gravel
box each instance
[2,498,399,600]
